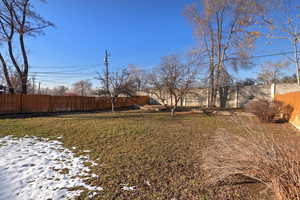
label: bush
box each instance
[247,99,291,123]
[202,130,300,200]
[279,103,294,122]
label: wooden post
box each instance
[235,86,239,109]
[206,88,210,108]
[271,83,276,101]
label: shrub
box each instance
[247,99,290,123]
[202,130,300,200]
[279,104,294,122]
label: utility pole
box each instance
[32,76,36,94]
[294,38,300,85]
[38,82,41,94]
[104,49,110,94]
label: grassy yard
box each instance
[0,111,297,200]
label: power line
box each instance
[29,72,97,76]
[188,50,298,66]
[29,69,97,74]
[23,50,299,87]
[29,64,101,68]
[231,51,296,60]
[5,50,299,72]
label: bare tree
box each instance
[279,74,298,83]
[128,64,147,92]
[147,69,168,106]
[97,68,136,112]
[149,55,198,116]
[0,66,3,83]
[39,86,51,95]
[0,68,6,93]
[10,70,21,92]
[235,78,256,87]
[51,85,68,96]
[0,46,14,93]
[264,0,300,84]
[185,0,267,107]
[0,0,53,94]
[257,60,290,84]
[72,80,92,96]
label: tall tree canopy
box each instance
[185,0,267,107]
[264,0,300,84]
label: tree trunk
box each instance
[211,87,217,107]
[0,53,14,93]
[208,64,215,107]
[7,39,24,93]
[219,86,229,108]
[7,39,22,74]
[210,65,219,108]
[294,39,300,85]
[170,97,179,117]
[21,74,27,94]
[180,97,183,107]
[171,107,175,117]
[19,33,29,94]
[111,98,115,112]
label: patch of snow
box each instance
[121,184,136,191]
[0,136,102,200]
[145,180,151,186]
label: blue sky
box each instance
[25,0,295,88]
[28,0,196,88]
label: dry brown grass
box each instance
[0,111,297,199]
[202,126,300,200]
[246,99,293,123]
[247,99,283,122]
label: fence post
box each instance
[235,86,239,109]
[206,88,210,108]
[271,83,276,102]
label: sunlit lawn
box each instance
[0,111,296,199]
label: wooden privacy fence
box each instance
[0,94,150,114]
[276,91,300,129]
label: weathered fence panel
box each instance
[0,94,22,113]
[276,91,300,129]
[22,95,51,113]
[0,95,149,114]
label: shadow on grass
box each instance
[57,114,147,120]
[0,107,218,121]
[0,107,139,119]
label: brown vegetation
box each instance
[0,110,298,199]
[202,129,300,200]
[247,99,292,122]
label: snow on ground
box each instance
[0,136,102,200]
[121,185,136,191]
